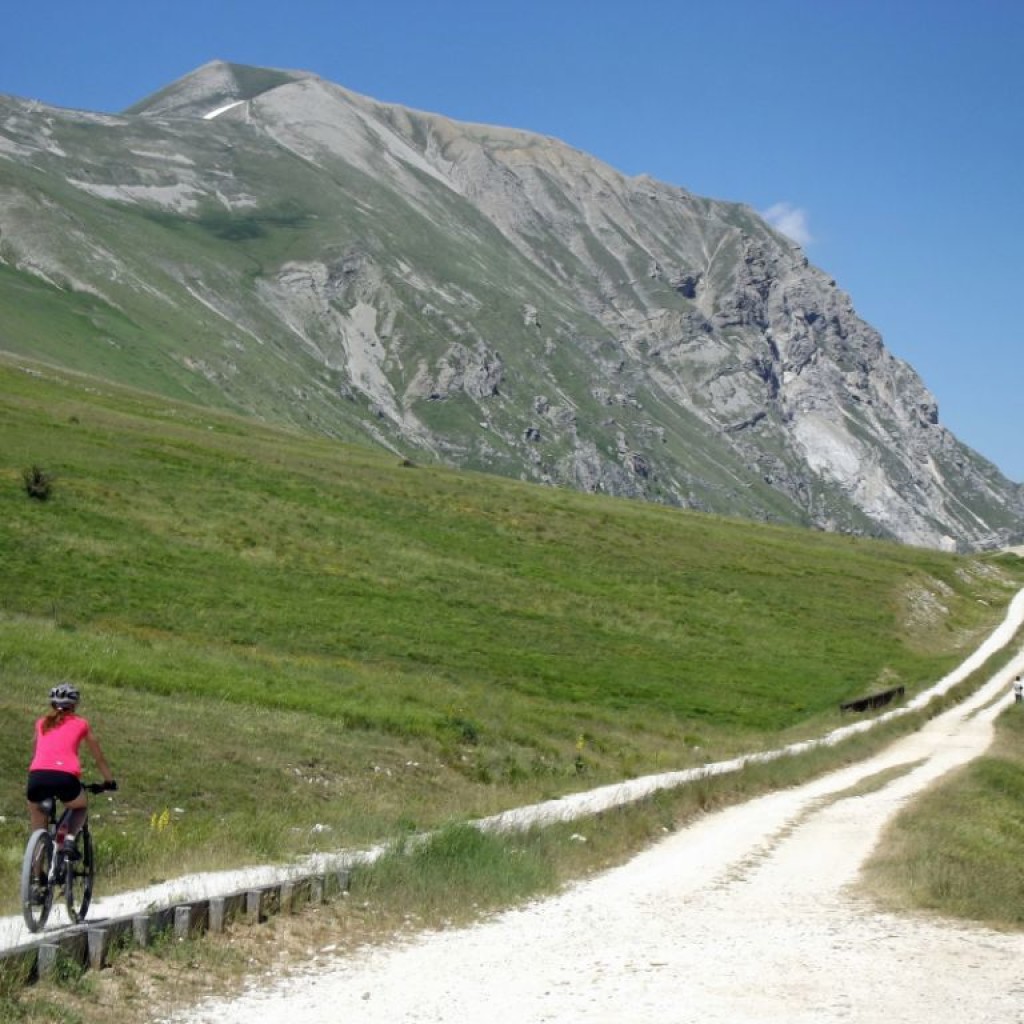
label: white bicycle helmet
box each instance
[49,682,80,710]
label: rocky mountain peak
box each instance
[1,62,1021,551]
[124,60,310,119]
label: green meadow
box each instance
[2,351,1023,909]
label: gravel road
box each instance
[163,655,1024,1023]
[5,593,1023,1022]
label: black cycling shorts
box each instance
[26,770,82,804]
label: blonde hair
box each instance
[41,706,73,734]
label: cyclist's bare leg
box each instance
[63,800,87,840]
[26,792,87,835]
[27,800,48,831]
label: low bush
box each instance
[21,466,53,501]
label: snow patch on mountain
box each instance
[203,100,245,121]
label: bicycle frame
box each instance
[20,788,97,933]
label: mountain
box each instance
[1,60,1021,551]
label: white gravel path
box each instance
[5,592,1023,1022]
[163,639,1024,1022]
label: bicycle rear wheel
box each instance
[20,828,54,933]
[64,825,95,924]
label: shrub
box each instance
[22,465,54,501]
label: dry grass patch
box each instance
[860,704,1024,929]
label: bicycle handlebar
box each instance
[85,780,118,794]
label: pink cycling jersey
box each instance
[29,714,91,776]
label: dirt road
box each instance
[164,655,1024,1023]
[5,592,1022,1020]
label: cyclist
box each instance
[25,682,117,858]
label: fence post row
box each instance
[1,867,353,987]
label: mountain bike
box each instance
[20,782,110,933]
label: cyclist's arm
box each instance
[84,732,115,786]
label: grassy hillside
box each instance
[2,351,1023,907]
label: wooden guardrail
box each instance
[0,866,350,985]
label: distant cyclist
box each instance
[25,682,117,857]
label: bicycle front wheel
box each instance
[64,825,95,924]
[20,828,54,933]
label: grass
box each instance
[0,352,1023,944]
[2,352,1024,912]
[356,822,560,924]
[860,702,1024,928]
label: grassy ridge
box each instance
[2,352,1023,907]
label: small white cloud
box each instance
[762,202,813,246]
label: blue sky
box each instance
[3,0,1022,480]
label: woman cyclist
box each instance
[26,682,117,857]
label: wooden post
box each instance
[174,905,192,939]
[209,896,227,933]
[281,881,295,914]
[246,889,262,923]
[87,928,107,970]
[36,943,59,979]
